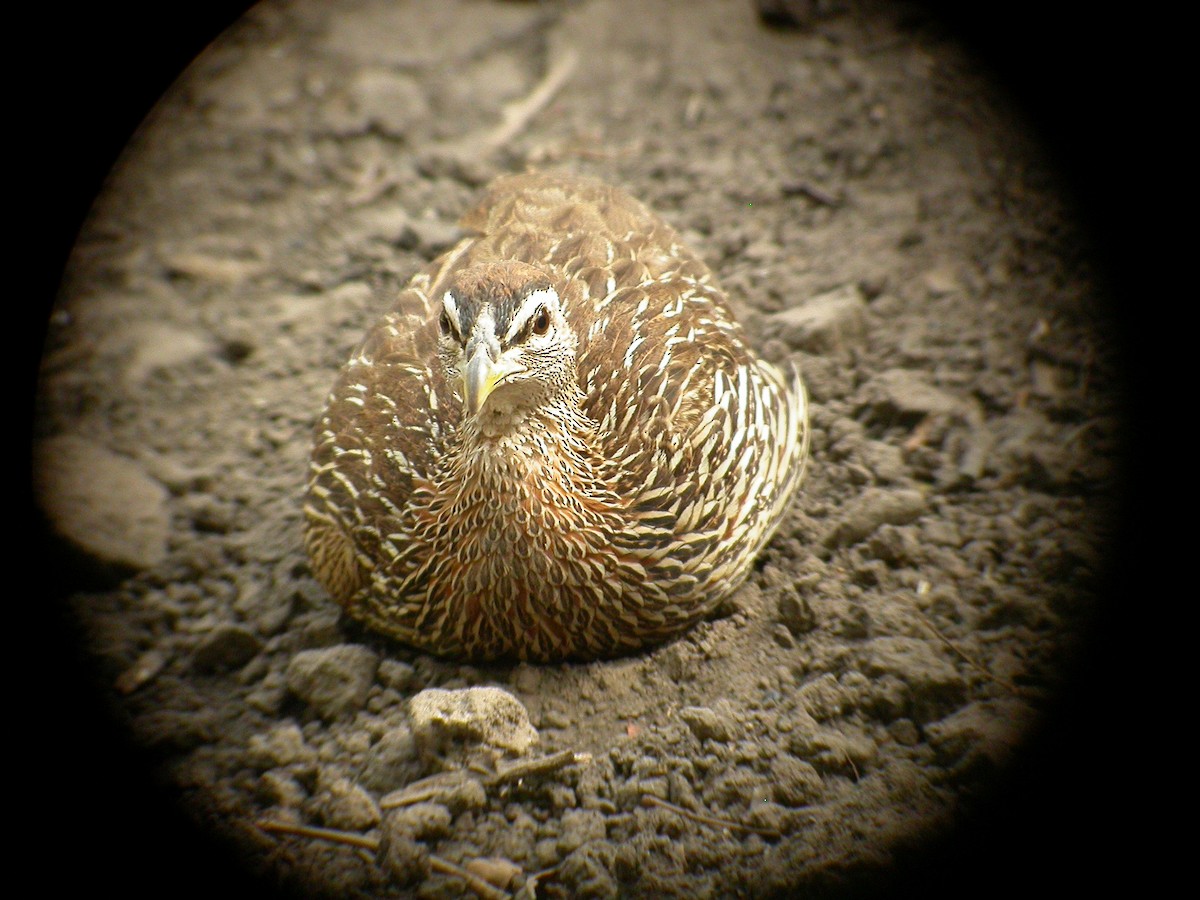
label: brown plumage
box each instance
[304,173,808,661]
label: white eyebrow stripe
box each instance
[504,287,559,342]
[442,291,463,334]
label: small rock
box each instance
[926,699,1031,772]
[380,822,430,886]
[465,858,522,892]
[557,808,607,854]
[117,322,216,385]
[257,769,307,808]
[866,524,919,567]
[770,755,823,806]
[678,706,735,743]
[834,600,872,639]
[115,649,168,694]
[778,589,817,636]
[349,68,430,137]
[768,283,868,354]
[558,841,619,899]
[887,718,921,746]
[772,623,796,648]
[922,263,965,297]
[360,726,419,793]
[377,659,417,692]
[547,783,578,809]
[790,724,877,775]
[822,487,927,548]
[192,623,262,673]
[387,802,452,840]
[34,435,170,572]
[314,768,381,831]
[795,673,848,720]
[856,636,966,723]
[285,645,379,720]
[163,251,265,283]
[409,686,537,754]
[858,438,908,483]
[247,723,316,769]
[857,368,966,425]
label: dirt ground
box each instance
[29,1,1137,897]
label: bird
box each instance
[304,172,808,662]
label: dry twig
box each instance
[256,818,380,851]
[910,605,1024,695]
[640,794,784,839]
[488,749,590,786]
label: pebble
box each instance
[409,686,538,754]
[790,724,877,775]
[678,706,736,743]
[866,524,919,566]
[465,857,522,891]
[380,821,430,886]
[162,251,266,284]
[857,438,908,483]
[315,768,381,830]
[387,801,452,840]
[346,68,430,137]
[285,644,380,720]
[115,649,168,694]
[557,808,607,854]
[856,636,967,722]
[857,368,965,424]
[822,487,927,548]
[925,699,1031,771]
[116,322,215,385]
[257,768,307,808]
[191,623,263,672]
[777,589,818,636]
[558,842,619,899]
[768,283,868,354]
[246,723,316,769]
[360,725,419,793]
[34,435,170,572]
[377,659,417,692]
[795,673,849,720]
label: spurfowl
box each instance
[304,173,808,662]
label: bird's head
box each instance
[437,261,578,434]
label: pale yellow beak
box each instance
[463,345,524,415]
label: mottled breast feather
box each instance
[305,172,808,661]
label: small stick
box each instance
[430,853,514,900]
[910,606,1023,695]
[640,795,783,839]
[488,750,590,786]
[480,47,579,155]
[256,819,380,852]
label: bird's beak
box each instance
[463,344,524,415]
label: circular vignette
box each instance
[28,2,1147,898]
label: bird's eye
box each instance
[531,307,551,336]
[439,309,454,337]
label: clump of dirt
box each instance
[32,1,1125,898]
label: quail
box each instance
[304,172,808,661]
